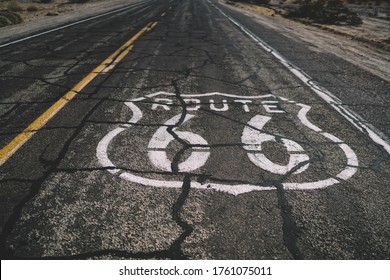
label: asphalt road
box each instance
[0,0,389,259]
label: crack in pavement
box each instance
[2,0,388,260]
[0,67,118,258]
[0,100,106,258]
[169,174,193,259]
[274,182,304,260]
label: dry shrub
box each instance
[27,5,39,12]
[228,0,271,5]
[6,1,23,12]
[287,0,363,26]
[0,11,22,27]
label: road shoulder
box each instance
[220,0,390,82]
[0,0,142,45]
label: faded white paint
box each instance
[96,92,358,195]
[151,98,173,110]
[148,114,210,172]
[211,2,390,155]
[151,95,282,113]
[96,102,143,175]
[183,99,201,111]
[242,115,309,175]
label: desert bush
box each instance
[251,0,271,4]
[27,5,39,12]
[69,0,90,3]
[0,11,21,23]
[0,11,22,27]
[0,16,12,27]
[6,1,22,12]
[287,0,363,25]
[228,0,271,5]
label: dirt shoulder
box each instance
[222,0,390,81]
[0,0,141,44]
[225,1,389,50]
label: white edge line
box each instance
[0,0,153,49]
[212,2,390,155]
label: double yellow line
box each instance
[0,21,158,166]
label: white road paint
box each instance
[183,99,201,111]
[151,98,174,110]
[96,102,142,174]
[295,103,322,132]
[242,115,310,175]
[321,132,358,181]
[148,114,210,172]
[140,91,275,99]
[211,2,390,155]
[261,101,285,114]
[209,99,229,111]
[150,95,283,113]
[96,127,126,174]
[234,100,251,112]
[96,91,358,195]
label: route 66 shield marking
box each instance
[97,92,358,195]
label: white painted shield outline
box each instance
[96,92,358,195]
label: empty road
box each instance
[0,0,389,259]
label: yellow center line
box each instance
[101,45,134,73]
[0,21,158,166]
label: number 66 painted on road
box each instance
[148,114,210,172]
[148,113,309,175]
[96,92,358,195]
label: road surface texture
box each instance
[0,0,389,259]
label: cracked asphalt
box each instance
[0,0,389,259]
